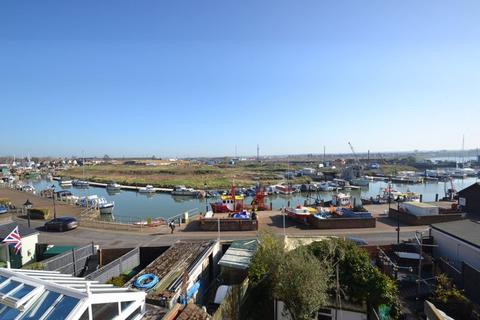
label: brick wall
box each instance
[308,216,376,229]
[199,218,258,231]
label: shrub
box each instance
[107,274,130,287]
[22,262,45,270]
[29,208,51,220]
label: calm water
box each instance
[25,177,478,220]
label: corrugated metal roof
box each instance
[218,239,257,270]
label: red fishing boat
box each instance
[210,185,245,213]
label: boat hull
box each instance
[99,205,114,214]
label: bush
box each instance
[107,274,130,287]
[29,208,51,220]
[22,262,45,270]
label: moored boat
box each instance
[285,205,315,224]
[138,185,156,193]
[97,198,115,214]
[106,182,122,192]
[210,185,244,213]
[171,185,201,197]
[275,184,295,195]
[60,178,73,186]
[72,180,89,188]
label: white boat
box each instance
[350,177,370,187]
[106,183,122,191]
[138,185,156,193]
[60,178,73,186]
[331,192,352,207]
[97,198,115,214]
[171,185,200,196]
[77,195,100,207]
[73,180,89,188]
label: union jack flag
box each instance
[2,226,22,255]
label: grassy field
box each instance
[58,162,312,189]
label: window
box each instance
[12,284,34,299]
[20,291,61,320]
[92,302,119,319]
[121,301,134,311]
[0,280,21,294]
[44,296,80,320]
[125,306,142,320]
[0,305,21,319]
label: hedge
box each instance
[29,208,51,220]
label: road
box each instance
[3,187,430,248]
[15,216,428,248]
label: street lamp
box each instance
[204,182,209,213]
[51,184,57,219]
[23,199,33,228]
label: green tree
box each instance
[248,232,285,285]
[432,273,473,319]
[274,247,331,320]
[306,239,399,316]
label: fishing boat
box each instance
[210,185,244,213]
[285,205,315,224]
[106,182,122,192]
[331,192,352,207]
[275,184,295,195]
[171,185,201,197]
[138,185,156,193]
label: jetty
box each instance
[53,177,174,193]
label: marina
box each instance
[13,176,478,221]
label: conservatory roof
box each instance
[0,268,145,320]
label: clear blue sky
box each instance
[1,0,479,157]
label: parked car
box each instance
[44,217,78,232]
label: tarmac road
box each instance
[14,217,427,248]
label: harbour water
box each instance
[26,177,478,221]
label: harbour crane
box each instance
[348,142,360,164]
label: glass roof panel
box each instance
[0,305,21,319]
[0,280,20,294]
[20,291,61,320]
[12,284,35,299]
[44,296,80,320]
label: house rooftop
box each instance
[0,222,39,239]
[431,219,480,249]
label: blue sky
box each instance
[1,0,479,157]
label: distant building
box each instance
[457,182,480,213]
